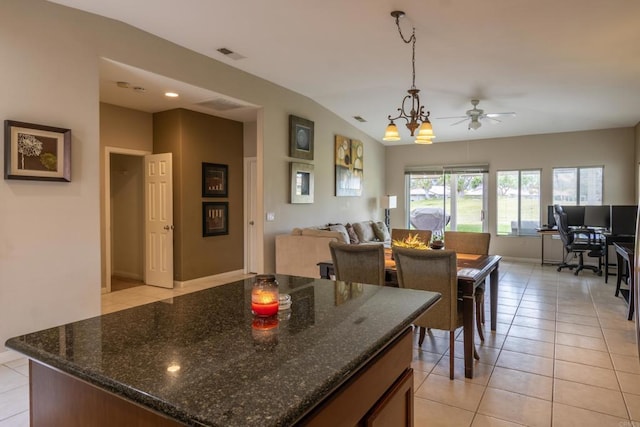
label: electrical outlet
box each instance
[266,212,275,222]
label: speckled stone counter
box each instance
[6,275,439,426]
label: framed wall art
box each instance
[4,120,71,181]
[335,135,363,197]
[202,163,228,197]
[290,162,314,204]
[203,202,229,236]
[289,115,314,160]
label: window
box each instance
[552,166,603,205]
[497,170,541,236]
[405,165,488,234]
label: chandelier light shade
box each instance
[382,11,435,144]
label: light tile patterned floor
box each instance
[1,262,639,426]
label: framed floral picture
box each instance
[4,120,71,181]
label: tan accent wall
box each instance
[386,127,636,260]
[154,109,244,281]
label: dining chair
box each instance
[391,228,432,246]
[393,247,473,379]
[329,241,385,286]
[444,231,491,341]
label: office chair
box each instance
[553,205,604,276]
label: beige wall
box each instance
[386,127,636,259]
[154,109,245,281]
[635,122,640,203]
[0,0,385,350]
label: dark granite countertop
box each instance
[6,275,440,426]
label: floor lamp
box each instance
[382,195,397,230]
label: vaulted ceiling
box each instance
[50,0,640,144]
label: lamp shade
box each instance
[414,134,434,144]
[383,122,401,141]
[383,195,397,210]
[417,120,434,137]
[469,120,481,130]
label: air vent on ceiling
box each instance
[197,98,245,111]
[216,47,246,60]
[353,116,367,123]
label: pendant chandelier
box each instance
[382,11,435,144]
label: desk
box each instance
[614,242,635,321]
[318,251,501,379]
[536,228,560,265]
[604,234,635,283]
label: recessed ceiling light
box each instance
[165,92,179,98]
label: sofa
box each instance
[275,221,391,278]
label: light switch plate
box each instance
[266,212,275,221]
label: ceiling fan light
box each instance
[417,120,434,137]
[469,120,481,130]
[383,122,401,141]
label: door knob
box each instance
[249,221,255,225]
[163,225,174,230]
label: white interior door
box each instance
[245,157,258,273]
[144,153,174,288]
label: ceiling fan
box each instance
[437,99,516,130]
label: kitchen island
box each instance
[6,275,440,426]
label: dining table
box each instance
[318,248,501,379]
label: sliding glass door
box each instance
[406,166,488,235]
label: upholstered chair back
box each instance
[329,242,385,286]
[443,231,490,255]
[392,247,460,332]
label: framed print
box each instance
[289,115,314,160]
[5,120,71,181]
[202,163,228,197]
[203,202,229,236]
[290,162,314,204]
[335,135,363,196]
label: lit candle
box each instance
[251,275,279,316]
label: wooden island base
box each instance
[29,328,414,427]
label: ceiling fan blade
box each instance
[485,112,516,118]
[484,116,502,123]
[435,115,468,120]
[450,117,470,126]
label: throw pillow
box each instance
[328,224,350,244]
[372,221,391,242]
[345,223,360,244]
[353,221,376,242]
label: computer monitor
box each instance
[610,205,638,236]
[584,205,610,229]
[546,205,557,228]
[561,205,585,227]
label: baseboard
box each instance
[500,256,538,263]
[173,269,248,288]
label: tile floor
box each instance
[1,261,639,426]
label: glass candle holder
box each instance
[251,274,279,316]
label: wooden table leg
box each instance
[490,265,499,331]
[463,282,475,379]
